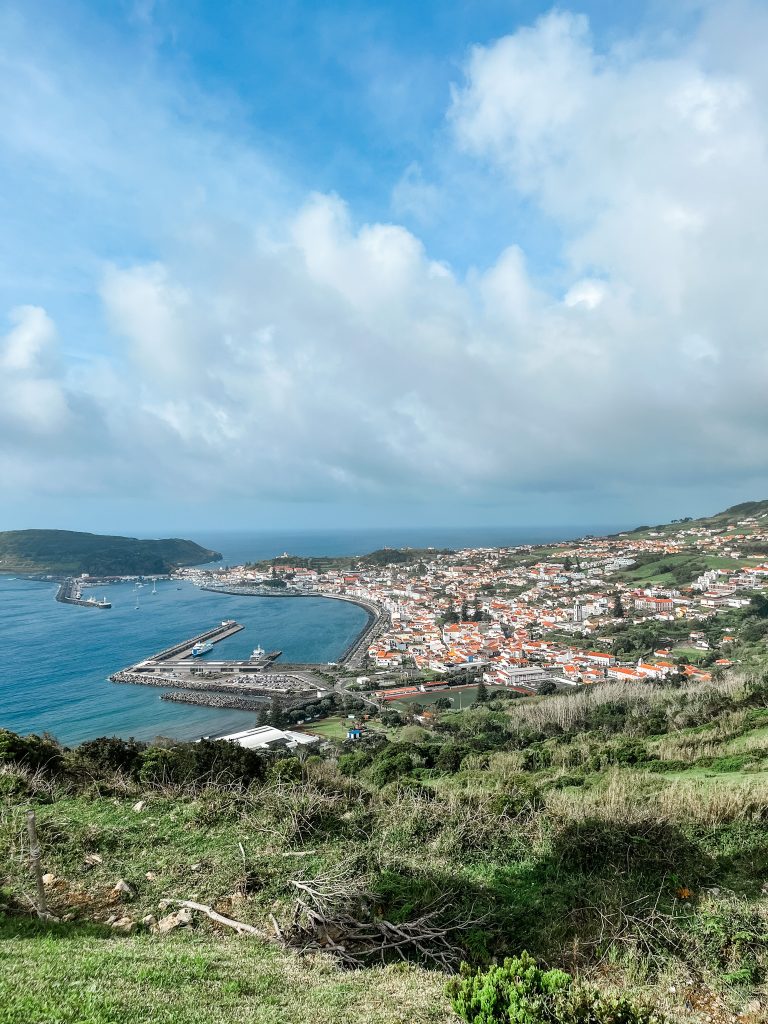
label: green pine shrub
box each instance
[447,951,662,1024]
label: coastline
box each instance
[199,586,389,668]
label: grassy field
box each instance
[3,673,768,1024]
[389,684,507,710]
[0,918,449,1024]
[297,716,354,740]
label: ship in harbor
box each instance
[191,640,215,657]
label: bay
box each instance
[0,577,367,746]
[0,523,628,746]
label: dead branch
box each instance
[173,900,268,938]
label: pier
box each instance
[139,619,245,664]
[56,578,111,609]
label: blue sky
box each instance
[1,0,767,534]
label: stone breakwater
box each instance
[109,670,308,695]
[161,692,270,711]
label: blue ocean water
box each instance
[0,524,628,747]
[0,577,367,746]
[193,525,625,568]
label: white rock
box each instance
[111,916,135,934]
[113,879,136,899]
[132,800,146,813]
[155,907,193,935]
[42,873,56,887]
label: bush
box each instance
[447,951,661,1024]
[0,729,64,775]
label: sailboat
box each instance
[151,581,157,595]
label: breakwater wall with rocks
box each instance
[109,670,309,696]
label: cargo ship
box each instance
[191,641,215,657]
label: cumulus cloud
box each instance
[2,3,768,520]
[0,306,71,434]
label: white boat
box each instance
[249,645,266,661]
[192,641,215,657]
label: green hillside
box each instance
[0,529,221,576]
[2,670,768,1023]
[626,499,768,539]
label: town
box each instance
[174,503,768,710]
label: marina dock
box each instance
[141,619,246,663]
[56,578,111,609]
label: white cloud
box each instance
[1,3,768,518]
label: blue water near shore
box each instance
[0,578,368,746]
[0,524,627,746]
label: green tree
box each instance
[613,593,625,618]
[474,680,489,704]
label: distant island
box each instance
[0,529,221,576]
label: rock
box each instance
[745,999,762,1015]
[105,914,117,924]
[132,800,146,813]
[42,873,56,887]
[113,879,136,899]
[111,916,135,934]
[145,871,157,882]
[157,898,173,910]
[84,853,103,869]
[142,914,157,929]
[155,907,193,935]
[190,863,202,872]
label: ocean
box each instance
[0,524,625,746]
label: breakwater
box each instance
[56,578,111,609]
[146,620,244,662]
[162,692,269,711]
[110,669,309,696]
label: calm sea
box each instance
[0,524,625,746]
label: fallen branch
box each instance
[173,900,268,938]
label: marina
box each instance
[56,578,111,609]
[0,575,370,744]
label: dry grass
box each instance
[545,770,768,826]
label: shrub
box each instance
[0,729,64,775]
[447,951,662,1024]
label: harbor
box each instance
[56,578,111,609]
[109,619,322,707]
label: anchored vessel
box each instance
[191,641,215,657]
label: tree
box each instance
[536,680,557,696]
[461,600,470,622]
[433,697,452,711]
[613,594,625,618]
[474,680,489,704]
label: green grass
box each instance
[297,716,354,740]
[0,917,450,1024]
[669,646,711,663]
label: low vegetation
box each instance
[0,529,221,575]
[2,671,768,1023]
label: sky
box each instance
[1,0,768,535]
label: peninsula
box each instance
[0,529,221,576]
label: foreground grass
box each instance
[0,917,451,1024]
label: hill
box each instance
[2,670,767,1023]
[0,529,221,576]
[626,498,768,539]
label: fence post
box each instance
[26,808,51,920]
